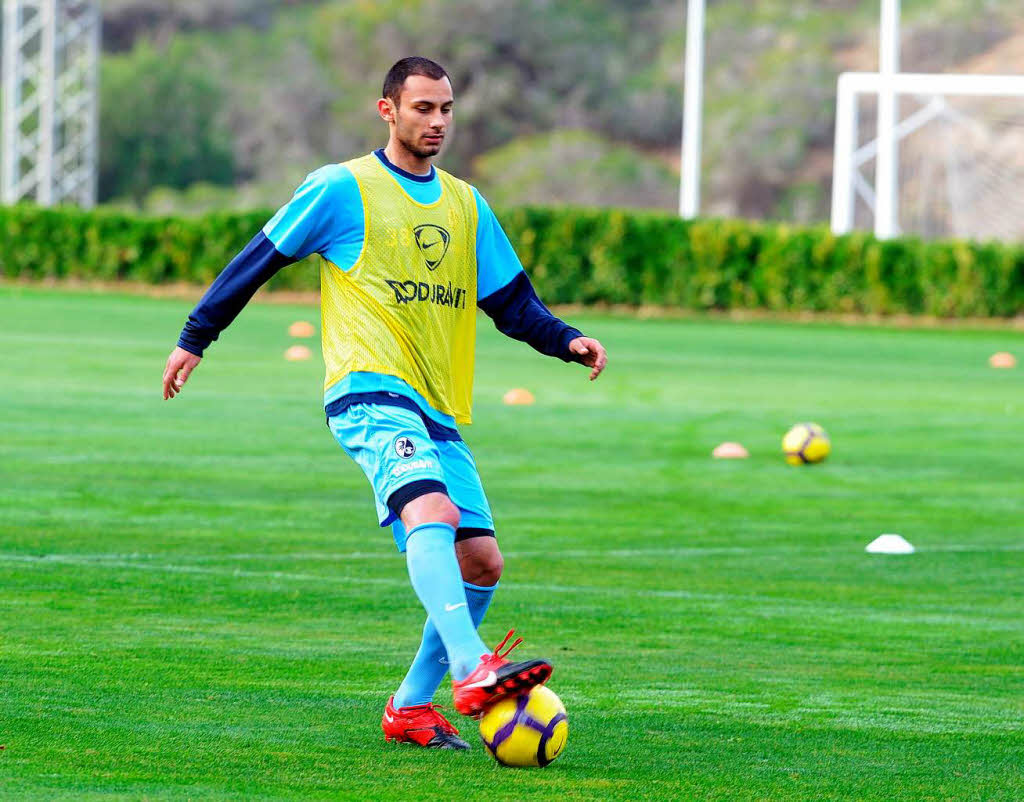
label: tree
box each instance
[309,0,682,177]
[99,38,235,202]
[474,130,677,210]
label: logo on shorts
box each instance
[391,458,435,478]
[394,436,416,459]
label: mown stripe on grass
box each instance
[3,552,1022,633]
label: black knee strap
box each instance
[387,479,448,518]
[455,527,496,542]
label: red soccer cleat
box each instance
[451,629,553,717]
[381,695,470,749]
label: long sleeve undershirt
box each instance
[179,235,580,361]
[478,272,581,361]
[178,153,583,368]
[178,232,293,357]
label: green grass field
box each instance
[1,286,1022,800]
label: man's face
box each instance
[387,75,454,158]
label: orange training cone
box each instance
[503,388,535,406]
[289,321,316,338]
[284,345,312,361]
[712,442,749,459]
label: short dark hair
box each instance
[382,57,450,105]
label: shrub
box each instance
[1,203,1021,317]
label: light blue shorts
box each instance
[328,403,494,552]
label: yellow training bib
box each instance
[320,154,479,423]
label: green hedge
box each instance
[2,203,1022,316]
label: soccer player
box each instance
[161,57,607,750]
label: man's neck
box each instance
[383,141,433,177]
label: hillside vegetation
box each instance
[85,1,1024,220]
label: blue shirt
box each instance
[262,151,524,300]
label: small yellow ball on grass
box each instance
[782,422,831,465]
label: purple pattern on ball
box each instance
[484,693,530,759]
[536,712,568,767]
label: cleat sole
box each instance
[471,660,553,714]
[454,658,554,716]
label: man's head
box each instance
[378,57,453,160]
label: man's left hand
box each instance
[568,337,608,381]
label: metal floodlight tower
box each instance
[2,0,100,207]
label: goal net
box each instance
[831,72,1024,243]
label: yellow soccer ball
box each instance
[479,685,569,767]
[782,422,831,465]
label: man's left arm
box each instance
[474,190,607,380]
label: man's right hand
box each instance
[162,346,202,400]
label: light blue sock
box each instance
[403,523,489,683]
[393,581,496,709]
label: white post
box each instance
[2,0,19,204]
[830,74,858,234]
[874,0,900,238]
[85,0,100,207]
[38,0,57,205]
[679,0,705,219]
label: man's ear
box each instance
[377,97,395,123]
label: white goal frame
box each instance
[830,71,1024,239]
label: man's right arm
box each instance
[163,164,354,399]
[177,233,295,358]
[177,164,351,358]
[163,233,294,399]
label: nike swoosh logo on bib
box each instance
[444,602,467,612]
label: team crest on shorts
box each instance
[394,436,417,459]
